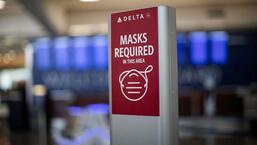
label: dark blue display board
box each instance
[33,35,109,94]
[35,38,51,70]
[177,33,187,65]
[33,31,257,91]
[92,36,108,70]
[34,35,108,72]
[210,31,228,65]
[54,37,70,70]
[189,31,208,65]
[72,37,92,70]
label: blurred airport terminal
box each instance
[0,0,257,145]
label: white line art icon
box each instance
[119,65,153,101]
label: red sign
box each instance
[111,7,159,116]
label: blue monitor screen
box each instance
[34,38,51,70]
[73,37,92,70]
[93,36,108,69]
[210,31,228,65]
[177,33,187,65]
[54,37,70,70]
[189,32,208,65]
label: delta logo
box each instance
[117,13,150,23]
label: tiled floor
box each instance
[1,117,257,145]
[1,132,257,145]
[180,136,257,145]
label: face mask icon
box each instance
[119,65,153,101]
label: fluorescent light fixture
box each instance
[0,0,6,10]
[80,0,100,2]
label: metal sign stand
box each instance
[109,6,178,145]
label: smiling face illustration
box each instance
[119,65,153,101]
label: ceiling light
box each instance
[0,0,6,10]
[80,0,100,2]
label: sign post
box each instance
[109,6,178,145]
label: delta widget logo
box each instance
[117,12,151,23]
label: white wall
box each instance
[67,4,257,35]
[177,5,257,31]
[43,1,68,35]
[0,1,47,37]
